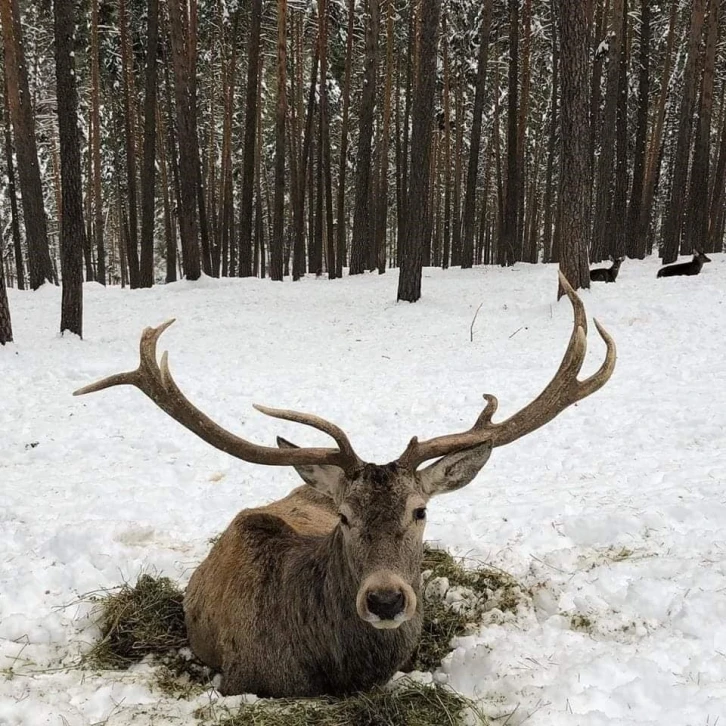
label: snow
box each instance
[2,256,726,725]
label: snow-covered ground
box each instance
[1,256,725,725]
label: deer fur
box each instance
[590,256,623,283]
[184,440,493,697]
[657,249,712,278]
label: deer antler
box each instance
[398,271,616,470]
[73,320,362,472]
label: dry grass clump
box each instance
[215,680,486,726]
[86,573,187,669]
[408,545,524,672]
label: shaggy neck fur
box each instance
[250,522,422,697]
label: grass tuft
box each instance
[215,680,486,726]
[86,573,187,669]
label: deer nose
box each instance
[366,589,405,620]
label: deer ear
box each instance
[417,442,493,496]
[276,437,347,499]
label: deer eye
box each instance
[338,513,350,527]
[413,507,427,522]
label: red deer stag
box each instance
[590,256,624,283]
[657,249,712,278]
[74,273,616,698]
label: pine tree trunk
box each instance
[591,0,624,263]
[139,0,159,287]
[0,0,54,289]
[557,0,591,295]
[611,0,629,259]
[441,13,452,270]
[686,0,719,253]
[660,0,706,263]
[90,0,106,284]
[460,0,494,268]
[397,0,440,302]
[350,0,378,275]
[270,0,287,281]
[239,0,261,277]
[625,0,649,259]
[167,0,202,280]
[54,0,85,336]
[1,76,25,290]
[542,0,559,263]
[500,0,520,267]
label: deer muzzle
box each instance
[356,571,417,629]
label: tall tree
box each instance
[90,0,106,284]
[397,0,441,302]
[460,0,494,269]
[499,0,520,266]
[119,0,141,287]
[54,0,85,336]
[625,0,650,259]
[1,69,24,290]
[349,0,378,275]
[167,0,202,280]
[239,0,262,277]
[139,0,159,287]
[270,0,287,281]
[557,0,591,295]
[0,239,11,342]
[591,0,625,262]
[660,0,706,263]
[0,0,54,289]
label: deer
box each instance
[657,249,712,278]
[589,256,624,283]
[73,272,616,699]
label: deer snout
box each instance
[357,572,417,629]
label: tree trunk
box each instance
[167,0,201,280]
[542,0,559,263]
[660,0,706,263]
[0,0,54,289]
[270,0,287,281]
[350,0,378,275]
[138,0,159,287]
[397,0,440,302]
[90,0,106,285]
[591,0,624,263]
[460,0,494,268]
[239,0,261,277]
[500,0,520,267]
[625,0,649,259]
[611,0,628,259]
[686,0,719,253]
[54,0,85,336]
[557,0,591,295]
[1,73,25,290]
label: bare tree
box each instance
[270,0,287,281]
[54,0,85,336]
[397,0,441,302]
[557,0,591,295]
[0,0,54,289]
[139,0,159,287]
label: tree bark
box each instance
[660,0,706,263]
[557,0,591,295]
[460,0,494,268]
[0,0,54,289]
[90,0,106,285]
[397,0,440,302]
[54,0,85,336]
[350,0,378,275]
[139,0,159,287]
[270,0,287,281]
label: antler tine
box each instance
[398,273,616,470]
[74,320,361,471]
[253,405,361,464]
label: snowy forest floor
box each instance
[1,257,725,725]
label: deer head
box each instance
[74,272,616,633]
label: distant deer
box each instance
[74,273,616,698]
[657,249,712,278]
[590,256,624,283]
